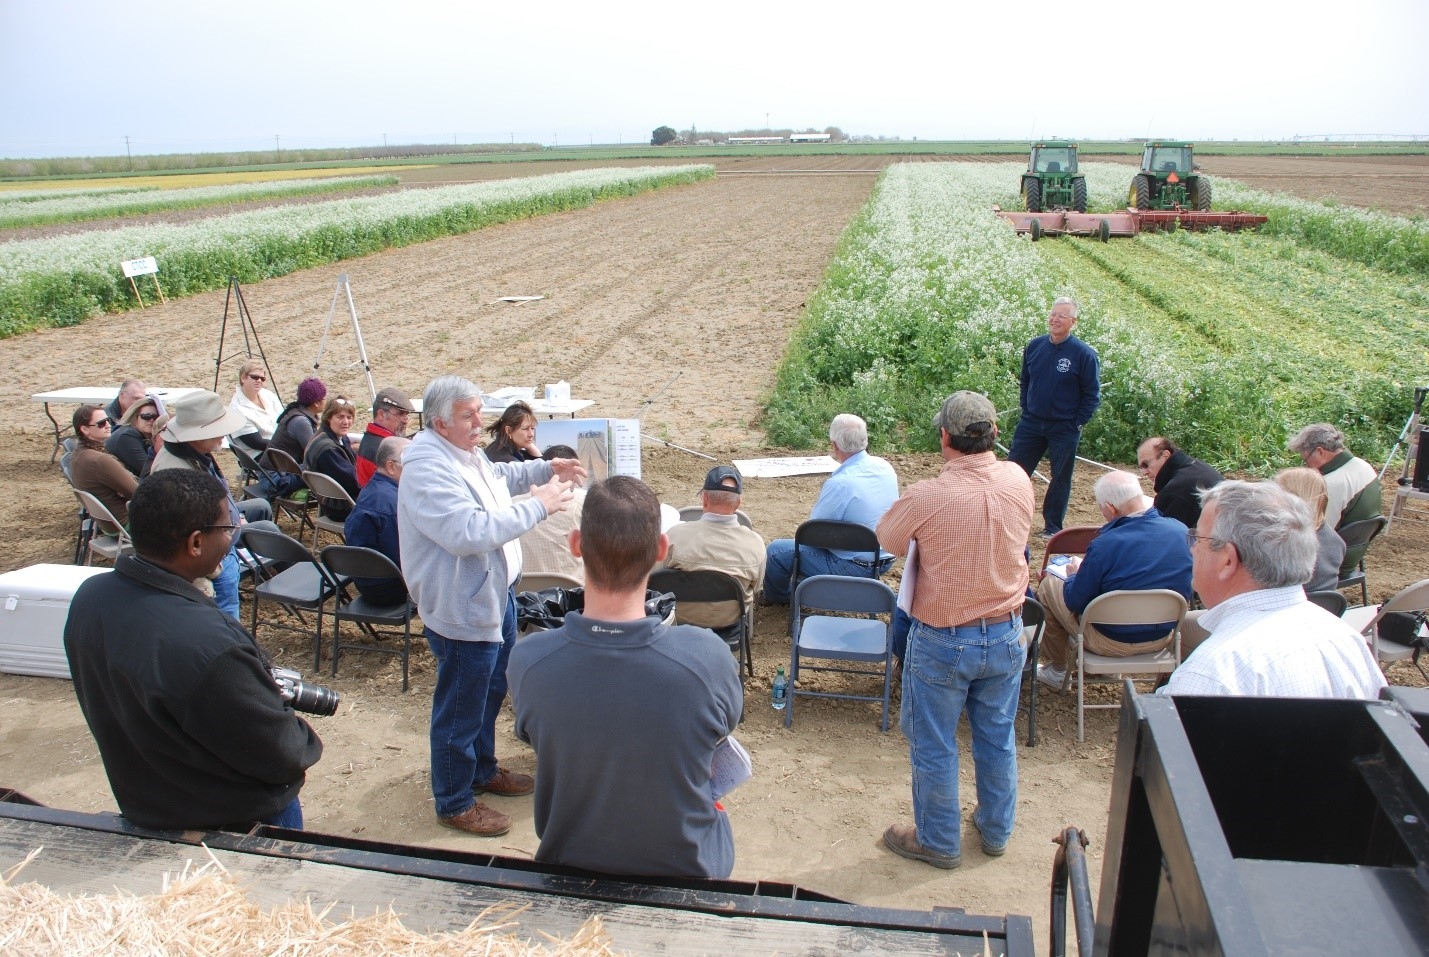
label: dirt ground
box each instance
[1,155,1426,942]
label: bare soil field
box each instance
[1,156,1426,944]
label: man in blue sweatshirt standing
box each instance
[1008,297,1101,537]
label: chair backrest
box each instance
[1039,525,1100,574]
[72,489,129,542]
[229,441,276,484]
[1081,589,1188,630]
[678,505,755,530]
[794,574,896,617]
[59,437,78,484]
[1337,514,1388,576]
[302,470,356,508]
[266,446,304,477]
[793,519,879,557]
[1021,596,1046,630]
[517,571,583,593]
[241,526,323,566]
[1305,589,1349,618]
[649,568,744,606]
[1378,579,1429,619]
[320,544,403,583]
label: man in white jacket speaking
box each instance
[399,375,586,837]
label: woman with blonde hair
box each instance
[302,395,360,519]
[229,358,282,450]
[1274,466,1346,593]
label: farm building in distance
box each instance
[728,136,786,145]
[789,132,832,143]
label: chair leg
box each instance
[785,644,797,729]
[1026,631,1041,748]
[1076,642,1085,744]
[1360,573,1369,608]
[313,602,324,673]
[400,617,411,693]
[331,611,342,678]
[879,652,893,733]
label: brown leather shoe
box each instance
[883,823,960,869]
[476,767,534,797]
[438,802,511,837]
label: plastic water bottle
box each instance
[772,666,788,710]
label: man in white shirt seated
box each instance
[1161,480,1385,699]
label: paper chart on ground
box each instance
[731,456,838,479]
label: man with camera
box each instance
[64,469,324,831]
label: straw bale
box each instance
[1,848,624,956]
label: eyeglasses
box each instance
[247,374,267,383]
[202,524,241,537]
[1186,530,1223,549]
[139,411,161,421]
[86,419,111,429]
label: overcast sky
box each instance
[3,0,1425,158]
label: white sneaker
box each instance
[1036,664,1066,691]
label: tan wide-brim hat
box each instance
[162,391,248,443]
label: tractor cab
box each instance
[1141,143,1194,178]
[1030,143,1079,175]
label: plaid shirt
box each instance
[877,452,1034,629]
[1162,586,1386,698]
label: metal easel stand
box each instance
[1385,386,1429,529]
[213,278,282,403]
[313,274,377,406]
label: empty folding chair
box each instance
[241,528,340,671]
[1344,578,1429,671]
[787,519,884,634]
[320,545,415,692]
[263,447,316,537]
[787,574,897,731]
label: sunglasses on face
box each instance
[247,374,267,382]
[86,419,111,429]
[139,411,160,421]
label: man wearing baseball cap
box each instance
[660,465,766,641]
[356,387,415,487]
[876,391,1034,870]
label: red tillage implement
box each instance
[993,206,1267,241]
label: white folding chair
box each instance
[72,490,133,566]
[1343,578,1429,669]
[787,575,897,732]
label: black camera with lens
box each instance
[269,667,340,717]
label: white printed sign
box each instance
[120,256,159,278]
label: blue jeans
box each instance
[213,550,241,621]
[901,615,1024,857]
[425,588,517,818]
[262,798,303,829]
[1008,414,1081,534]
[762,540,892,604]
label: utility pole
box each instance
[382,132,388,147]
[124,136,132,171]
[274,134,281,163]
[766,112,770,131]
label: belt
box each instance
[850,557,894,570]
[951,611,1016,629]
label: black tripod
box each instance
[212,278,282,402]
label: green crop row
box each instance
[764,163,1425,472]
[0,166,714,338]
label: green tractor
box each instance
[1129,141,1212,211]
[1021,141,1087,213]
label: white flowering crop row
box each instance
[0,165,714,336]
[767,162,1424,469]
[0,184,157,202]
[0,175,399,228]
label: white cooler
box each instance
[0,563,112,679]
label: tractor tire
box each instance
[1130,175,1151,211]
[1023,178,1042,213]
[1098,219,1111,243]
[1072,178,1088,213]
[1030,218,1043,242]
[1192,176,1212,212]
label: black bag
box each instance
[1391,610,1429,680]
[515,586,676,631]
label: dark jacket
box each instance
[1152,451,1223,530]
[1019,334,1100,426]
[269,404,317,464]
[63,555,322,830]
[344,472,407,605]
[303,427,359,519]
[1064,507,1193,643]
[105,425,153,478]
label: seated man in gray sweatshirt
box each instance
[508,476,744,879]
